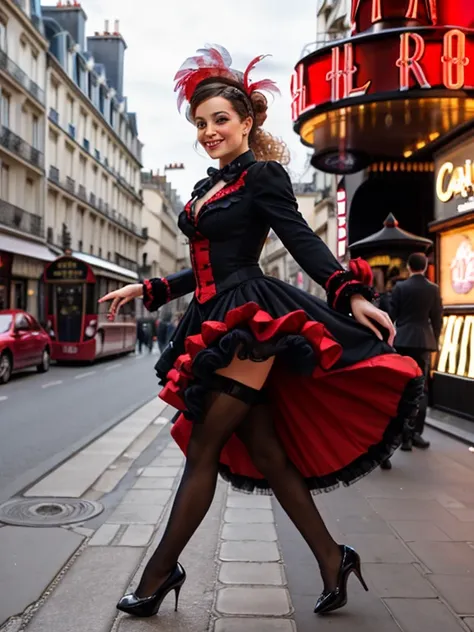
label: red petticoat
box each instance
[158,302,422,494]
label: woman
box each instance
[100,45,422,619]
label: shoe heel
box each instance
[353,564,369,592]
[174,584,182,611]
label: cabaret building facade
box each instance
[293,0,474,419]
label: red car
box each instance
[0,309,51,384]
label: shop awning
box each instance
[72,251,139,281]
[0,234,56,261]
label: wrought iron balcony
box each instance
[49,108,59,125]
[0,198,43,237]
[0,50,45,104]
[0,126,44,168]
[49,165,59,182]
[65,176,75,194]
[115,253,138,273]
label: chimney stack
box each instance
[86,19,127,97]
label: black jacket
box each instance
[390,275,443,351]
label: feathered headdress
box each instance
[174,44,280,111]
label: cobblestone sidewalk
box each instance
[5,417,474,632]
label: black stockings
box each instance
[136,393,340,597]
[135,391,252,597]
[236,405,341,591]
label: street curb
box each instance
[0,393,159,504]
[426,417,474,447]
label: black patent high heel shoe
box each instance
[314,545,368,615]
[117,563,186,618]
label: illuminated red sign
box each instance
[351,0,474,34]
[292,28,474,123]
[336,186,347,260]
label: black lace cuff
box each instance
[142,278,171,312]
[326,270,377,315]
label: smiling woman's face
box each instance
[194,96,252,167]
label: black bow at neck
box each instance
[192,150,256,200]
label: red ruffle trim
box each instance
[159,301,342,411]
[143,279,153,310]
[162,277,171,303]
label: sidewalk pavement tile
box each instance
[368,498,455,522]
[214,619,295,632]
[108,503,164,524]
[121,489,172,505]
[226,495,272,509]
[341,533,415,563]
[133,477,175,490]
[89,523,120,546]
[384,598,466,631]
[224,508,274,523]
[25,547,142,632]
[141,466,180,477]
[118,525,154,547]
[219,562,285,585]
[427,575,474,614]
[407,541,474,574]
[0,527,84,627]
[389,520,452,541]
[150,457,184,467]
[290,591,403,632]
[216,587,292,616]
[435,515,474,540]
[220,541,281,562]
[464,618,474,631]
[362,563,437,598]
[115,483,227,632]
[446,508,474,522]
[332,515,393,535]
[221,523,277,542]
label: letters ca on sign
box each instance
[436,160,474,204]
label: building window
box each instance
[32,115,39,149]
[1,163,9,200]
[67,95,74,123]
[90,244,94,254]
[78,239,83,251]
[25,178,34,211]
[79,155,86,185]
[0,92,11,128]
[0,19,7,52]
[31,51,38,83]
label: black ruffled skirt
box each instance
[155,276,423,494]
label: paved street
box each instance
[0,349,159,504]
[2,410,474,632]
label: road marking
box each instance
[75,371,96,380]
[106,363,122,370]
[0,395,8,401]
[42,380,63,389]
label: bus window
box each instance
[56,284,83,343]
[86,284,95,315]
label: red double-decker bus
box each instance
[43,255,136,362]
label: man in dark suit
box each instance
[390,252,443,451]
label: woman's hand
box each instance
[350,294,396,346]
[98,283,143,321]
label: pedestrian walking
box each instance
[390,252,443,451]
[156,310,176,353]
[136,317,154,354]
[99,45,422,620]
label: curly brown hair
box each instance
[189,76,289,164]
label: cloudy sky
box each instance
[82,0,318,201]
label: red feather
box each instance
[243,54,268,90]
[248,78,281,96]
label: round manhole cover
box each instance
[0,498,103,527]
